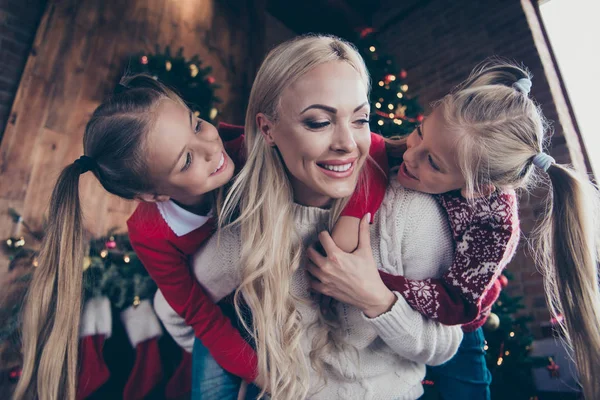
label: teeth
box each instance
[321,163,352,172]
[213,153,224,173]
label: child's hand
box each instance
[307,214,396,318]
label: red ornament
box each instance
[105,240,117,249]
[547,357,560,378]
[207,76,216,84]
[9,366,22,382]
[359,27,374,38]
[141,55,148,65]
[499,274,508,288]
[421,379,435,386]
[417,115,424,122]
[384,74,395,84]
[400,69,408,79]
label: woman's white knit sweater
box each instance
[154,179,463,399]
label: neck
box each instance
[171,193,213,215]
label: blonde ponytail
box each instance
[14,164,87,400]
[533,164,600,400]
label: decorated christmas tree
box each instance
[354,29,424,137]
[127,45,222,124]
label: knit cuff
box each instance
[364,291,415,339]
[80,296,112,338]
[121,300,163,347]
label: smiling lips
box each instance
[210,152,226,176]
[317,158,356,178]
[400,162,419,181]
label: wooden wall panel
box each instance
[0,0,266,269]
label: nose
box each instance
[193,133,221,160]
[331,123,357,153]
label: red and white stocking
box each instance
[165,349,192,399]
[121,299,164,400]
[77,296,112,400]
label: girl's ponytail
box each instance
[534,163,600,400]
[14,162,88,400]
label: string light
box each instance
[189,64,199,78]
[397,92,404,98]
[505,351,510,356]
[124,255,131,263]
[484,345,489,351]
[377,120,384,126]
[401,84,409,91]
[393,119,403,125]
[194,111,200,117]
[375,102,381,109]
[497,357,503,366]
[100,249,108,258]
[509,332,515,337]
[369,46,376,52]
[378,81,384,87]
[33,259,39,268]
[387,104,394,110]
[133,295,141,308]
[141,55,148,65]
[165,61,172,71]
[210,108,218,120]
[388,113,394,118]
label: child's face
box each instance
[397,107,466,194]
[144,99,236,206]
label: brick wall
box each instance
[372,0,582,336]
[0,0,47,143]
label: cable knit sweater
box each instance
[154,178,463,399]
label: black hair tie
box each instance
[74,155,97,174]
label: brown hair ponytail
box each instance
[534,164,600,400]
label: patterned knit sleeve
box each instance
[380,190,520,325]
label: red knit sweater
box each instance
[127,124,258,382]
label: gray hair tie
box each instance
[513,78,532,95]
[532,152,555,171]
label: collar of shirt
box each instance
[156,200,213,237]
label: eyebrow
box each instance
[420,120,448,172]
[169,111,193,173]
[300,102,370,115]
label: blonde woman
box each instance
[155,34,462,399]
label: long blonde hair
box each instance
[219,35,370,399]
[14,76,189,400]
[435,60,600,399]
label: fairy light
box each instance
[165,61,172,71]
[497,357,503,366]
[388,113,394,118]
[401,84,409,91]
[378,81,384,87]
[509,332,515,337]
[387,104,394,110]
[124,255,131,263]
[189,64,199,78]
[369,46,376,52]
[141,55,148,65]
[397,92,403,98]
[100,249,108,258]
[194,111,200,117]
[484,345,489,351]
[505,351,510,356]
[377,120,384,126]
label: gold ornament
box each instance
[83,256,91,271]
[484,312,500,331]
[133,295,141,308]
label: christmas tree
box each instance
[127,45,222,124]
[355,29,424,137]
[483,273,551,399]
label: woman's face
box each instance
[259,61,371,208]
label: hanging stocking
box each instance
[165,349,192,399]
[77,296,112,400]
[121,299,163,400]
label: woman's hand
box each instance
[307,213,396,318]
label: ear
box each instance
[256,113,276,147]
[136,193,170,203]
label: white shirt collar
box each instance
[156,200,213,237]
